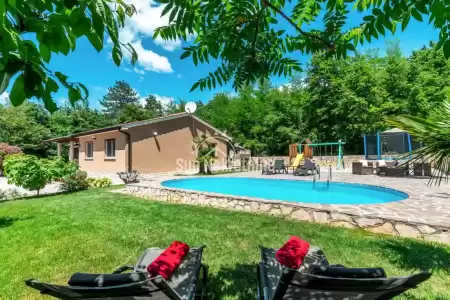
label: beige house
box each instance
[48,113,231,174]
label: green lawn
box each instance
[0,189,449,299]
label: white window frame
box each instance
[105,139,116,158]
[86,142,94,159]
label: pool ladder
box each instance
[313,165,331,188]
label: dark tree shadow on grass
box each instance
[0,216,32,228]
[206,263,256,300]
[372,238,450,273]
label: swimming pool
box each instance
[162,177,408,205]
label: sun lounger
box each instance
[25,246,207,300]
[274,159,287,174]
[257,246,431,300]
[294,159,317,176]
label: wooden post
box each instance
[57,143,62,157]
[69,140,74,161]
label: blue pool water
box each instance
[162,177,408,205]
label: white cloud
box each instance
[123,0,183,52]
[126,40,173,73]
[139,76,144,82]
[278,83,292,91]
[123,67,133,72]
[176,74,183,79]
[0,92,9,104]
[134,67,145,75]
[153,94,174,106]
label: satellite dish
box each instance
[185,101,197,114]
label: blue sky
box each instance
[0,1,440,109]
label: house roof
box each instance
[382,128,407,134]
[45,112,231,143]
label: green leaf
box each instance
[411,8,423,22]
[161,2,173,17]
[0,72,11,95]
[190,81,200,92]
[169,5,178,23]
[55,72,68,82]
[193,51,198,66]
[68,87,82,104]
[180,51,191,59]
[87,30,103,52]
[112,46,122,67]
[0,0,4,28]
[401,14,410,31]
[39,44,51,63]
[443,39,450,59]
[46,78,59,93]
[9,74,27,106]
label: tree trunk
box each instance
[199,161,205,174]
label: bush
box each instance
[3,155,51,195]
[0,188,26,201]
[87,177,113,188]
[0,143,23,175]
[41,157,78,181]
[59,171,89,192]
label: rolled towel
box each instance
[68,272,146,287]
[276,236,310,269]
[147,241,190,280]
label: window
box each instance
[86,142,94,159]
[105,139,116,158]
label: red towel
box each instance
[147,241,190,280]
[275,236,310,269]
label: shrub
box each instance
[0,143,23,175]
[87,177,113,188]
[3,155,50,195]
[41,157,78,181]
[0,188,26,201]
[59,171,89,192]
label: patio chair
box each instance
[274,159,287,174]
[294,159,317,176]
[262,163,275,175]
[25,246,208,300]
[257,246,431,300]
[376,161,396,175]
[413,162,432,177]
[352,161,373,175]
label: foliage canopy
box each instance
[0,0,137,111]
[154,0,450,92]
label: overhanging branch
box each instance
[261,0,334,50]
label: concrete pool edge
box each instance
[123,181,450,245]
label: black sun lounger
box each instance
[25,245,208,300]
[257,246,431,300]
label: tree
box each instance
[154,0,450,92]
[116,103,151,123]
[0,102,53,156]
[387,100,450,185]
[0,143,22,175]
[99,81,140,117]
[3,154,51,195]
[144,95,164,117]
[0,0,138,111]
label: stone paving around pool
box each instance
[123,171,450,245]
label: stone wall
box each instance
[249,155,365,169]
[124,184,450,245]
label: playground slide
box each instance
[292,153,304,167]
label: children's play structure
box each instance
[289,139,346,169]
[363,128,421,160]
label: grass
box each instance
[0,189,449,299]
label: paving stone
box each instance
[426,231,450,244]
[259,203,272,212]
[280,205,294,216]
[355,217,384,228]
[367,223,398,236]
[313,211,330,224]
[290,209,312,221]
[395,223,422,238]
[418,225,436,235]
[330,212,353,222]
[269,207,282,216]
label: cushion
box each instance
[276,236,310,269]
[360,160,368,167]
[147,241,190,280]
[306,265,387,279]
[378,160,386,167]
[68,272,147,287]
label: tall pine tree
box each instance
[99,81,139,117]
[144,95,164,117]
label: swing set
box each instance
[289,139,346,169]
